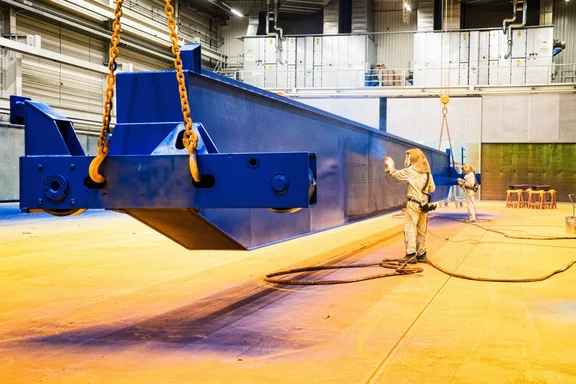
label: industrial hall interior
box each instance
[2,0,576,383]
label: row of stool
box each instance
[505,189,557,209]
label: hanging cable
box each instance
[438,0,456,167]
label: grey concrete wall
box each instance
[0,126,24,201]
[387,96,483,172]
[482,94,576,143]
[0,125,97,201]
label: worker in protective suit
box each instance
[384,149,436,264]
[458,164,477,223]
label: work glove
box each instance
[384,156,394,173]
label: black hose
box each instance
[263,217,576,286]
[263,260,423,285]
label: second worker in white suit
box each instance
[458,164,478,223]
[384,149,436,264]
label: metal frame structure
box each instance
[15,43,470,251]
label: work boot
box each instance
[401,253,417,264]
[416,252,427,263]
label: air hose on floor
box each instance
[263,217,576,285]
[263,260,422,286]
[434,216,576,240]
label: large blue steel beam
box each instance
[16,43,470,251]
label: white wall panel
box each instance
[387,97,482,143]
[559,94,576,141]
[386,96,482,172]
[481,95,565,143]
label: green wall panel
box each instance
[481,144,576,202]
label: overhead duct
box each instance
[247,0,329,38]
[339,0,352,33]
[323,0,373,34]
[351,0,374,33]
[503,0,527,59]
[280,0,330,14]
[323,0,339,34]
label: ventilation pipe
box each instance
[502,0,517,33]
[264,0,283,61]
[503,0,527,59]
[265,0,271,35]
[273,0,283,41]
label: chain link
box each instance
[164,0,201,182]
[88,0,124,183]
[438,102,456,167]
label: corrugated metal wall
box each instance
[116,48,172,72]
[14,3,216,116]
[180,5,222,50]
[481,143,576,202]
[122,0,220,48]
[375,1,416,69]
[553,0,576,65]
[220,2,252,62]
[16,14,105,114]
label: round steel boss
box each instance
[43,174,69,201]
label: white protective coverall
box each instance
[385,149,436,258]
[459,166,477,222]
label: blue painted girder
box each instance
[110,44,464,249]
[14,43,477,251]
[20,153,316,210]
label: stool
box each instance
[528,190,545,209]
[544,189,557,209]
[506,189,523,208]
[520,189,531,208]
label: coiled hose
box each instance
[263,216,576,285]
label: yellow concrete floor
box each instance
[1,201,575,384]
